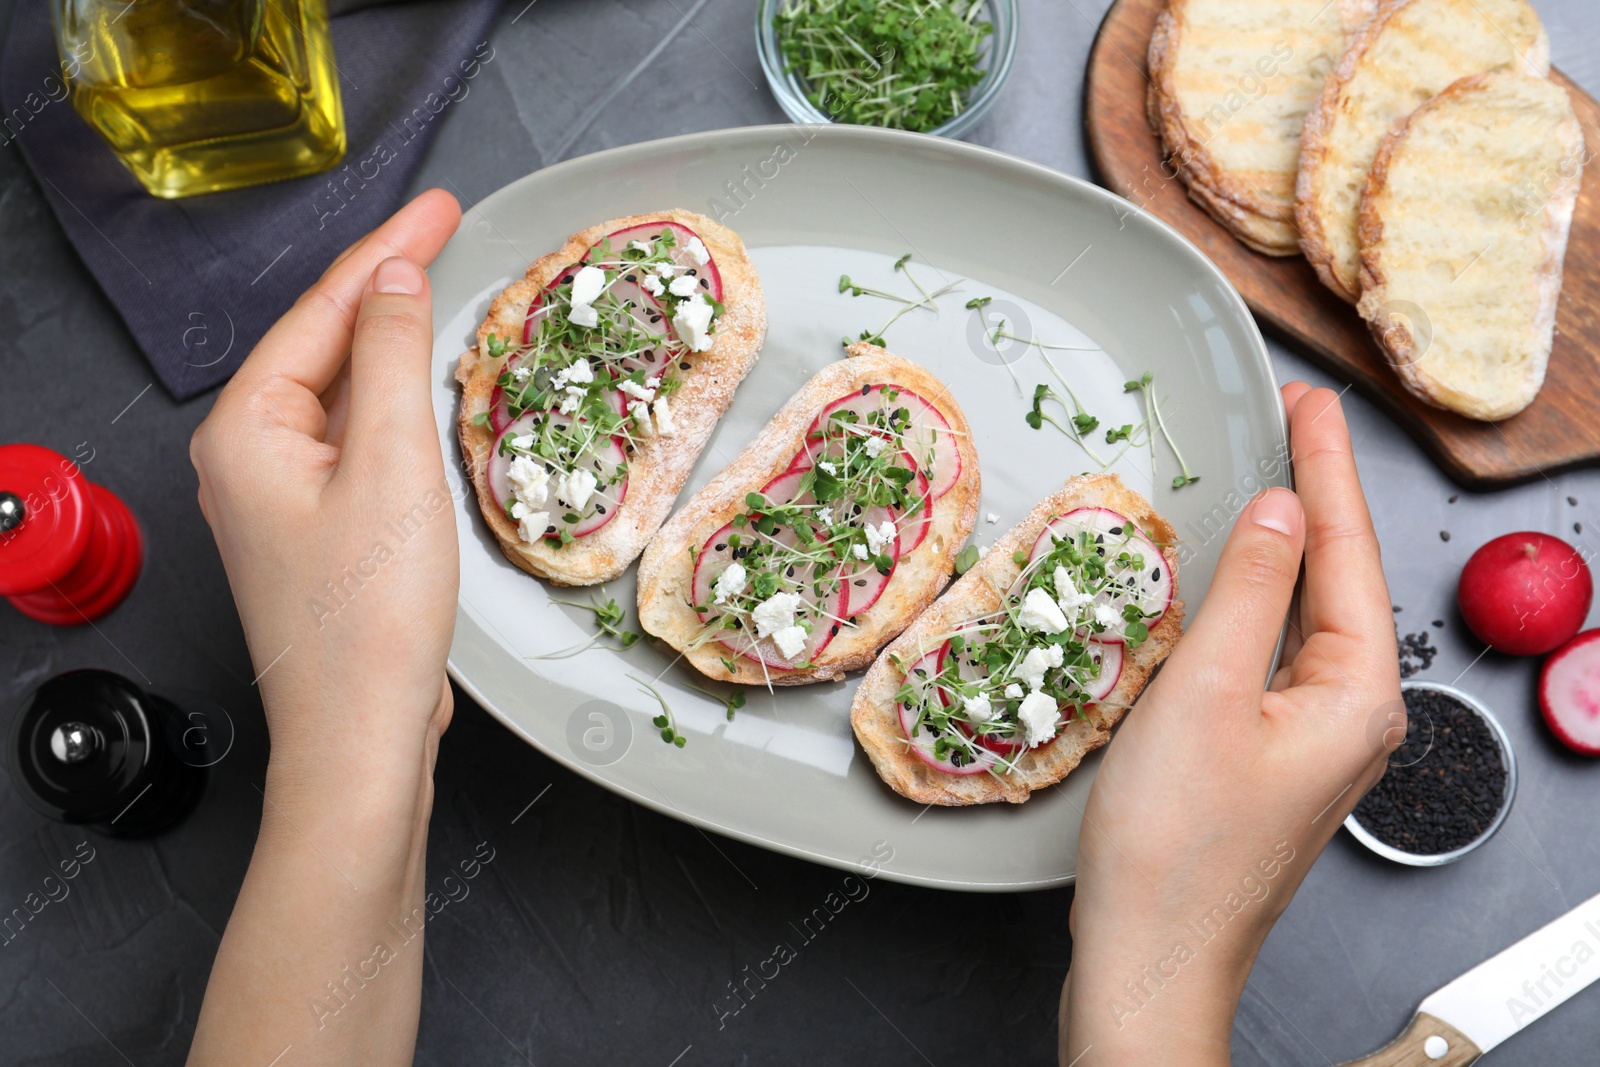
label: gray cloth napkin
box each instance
[1,0,504,399]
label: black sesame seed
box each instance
[1352,687,1507,855]
[1393,605,1402,613]
[687,268,698,276]
[625,274,637,283]
[1440,530,1451,542]
[861,384,872,396]
[831,624,840,635]
[1448,494,1459,504]
[1110,526,1123,535]
[1570,496,1580,506]
[715,543,726,552]
[545,525,556,534]
[854,579,866,587]
[1432,619,1445,628]
[680,361,692,370]
[1152,568,1161,581]
[700,279,710,289]
[595,505,606,514]
[1578,523,1585,535]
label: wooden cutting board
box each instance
[1085,0,1600,488]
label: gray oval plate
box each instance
[431,124,1286,891]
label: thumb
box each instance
[1166,488,1305,701]
[343,257,439,474]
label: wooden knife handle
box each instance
[1334,1013,1484,1066]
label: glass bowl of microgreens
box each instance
[757,0,1018,140]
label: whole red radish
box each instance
[1457,532,1592,656]
[1540,629,1600,755]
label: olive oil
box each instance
[51,0,346,198]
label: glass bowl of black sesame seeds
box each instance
[1344,681,1517,867]
[756,0,1019,140]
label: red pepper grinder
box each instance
[0,444,144,624]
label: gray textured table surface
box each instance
[4,1,1600,1064]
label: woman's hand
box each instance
[188,190,463,1066]
[1060,383,1404,1065]
[189,188,463,790]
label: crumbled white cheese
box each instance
[508,433,535,453]
[1004,683,1024,700]
[852,544,869,561]
[668,274,700,298]
[628,239,654,255]
[558,386,586,415]
[645,375,662,389]
[652,397,675,436]
[640,274,665,297]
[986,512,999,524]
[510,502,549,544]
[628,400,652,434]
[672,293,716,352]
[771,624,808,659]
[618,379,656,402]
[713,562,747,605]
[553,360,593,388]
[1018,587,1069,633]
[685,236,710,266]
[864,519,896,555]
[510,365,532,382]
[818,461,838,475]
[568,265,605,307]
[1018,691,1061,747]
[818,507,834,526]
[506,456,549,507]
[863,435,886,459]
[963,693,994,723]
[655,263,674,279]
[568,302,599,328]
[1095,602,1121,630]
[1018,644,1065,692]
[977,545,990,559]
[556,469,598,512]
[752,591,802,638]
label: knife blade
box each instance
[1337,889,1600,1065]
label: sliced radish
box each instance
[1032,507,1173,642]
[839,502,899,617]
[487,411,628,540]
[1540,629,1600,755]
[1081,640,1123,702]
[806,385,960,499]
[597,221,722,302]
[897,645,991,776]
[895,457,932,554]
[690,466,847,669]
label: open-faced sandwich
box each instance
[637,344,980,686]
[456,211,766,586]
[852,474,1183,805]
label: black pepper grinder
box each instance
[8,670,207,837]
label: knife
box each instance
[1336,890,1600,1064]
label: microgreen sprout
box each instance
[629,673,685,747]
[687,682,748,722]
[964,296,992,310]
[955,543,982,575]
[839,255,960,349]
[1122,372,1199,489]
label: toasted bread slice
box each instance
[637,345,980,686]
[1147,0,1377,256]
[1357,71,1585,421]
[456,210,766,586]
[1296,0,1549,302]
[851,475,1184,806]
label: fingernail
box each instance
[1252,488,1300,536]
[373,257,424,295]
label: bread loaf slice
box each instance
[1296,0,1549,302]
[637,345,980,686]
[456,210,766,586]
[1147,0,1377,256]
[851,475,1184,806]
[1357,71,1585,421]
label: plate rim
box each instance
[440,122,1286,892]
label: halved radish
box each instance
[805,385,960,499]
[599,221,723,302]
[487,411,628,539]
[897,645,991,776]
[1032,507,1173,642]
[1540,629,1600,755]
